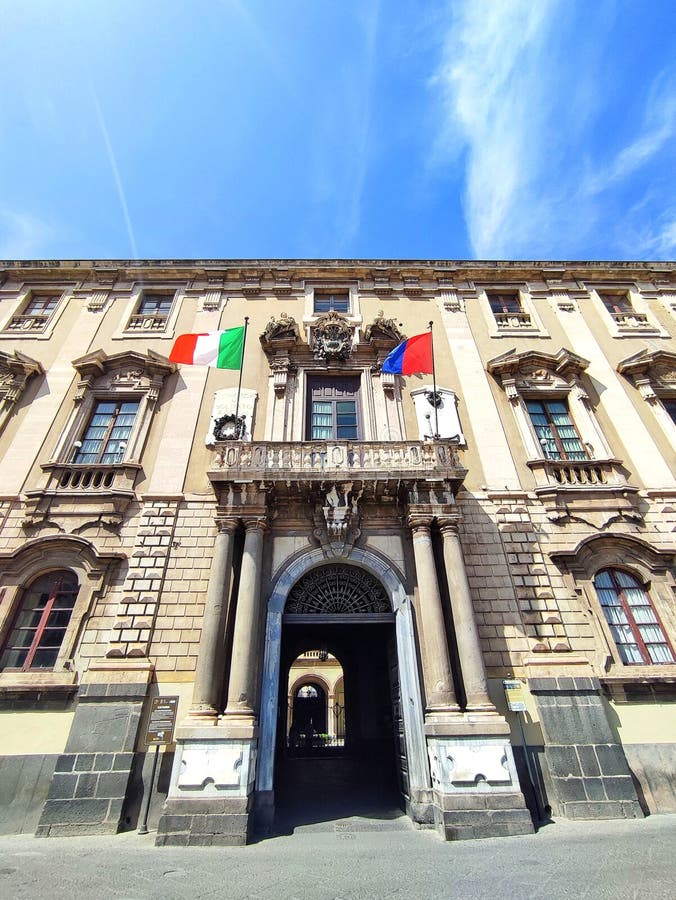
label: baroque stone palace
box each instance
[0,259,674,844]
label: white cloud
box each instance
[430,1,676,259]
[0,209,55,259]
[431,0,561,257]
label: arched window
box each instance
[594,569,674,665]
[0,571,80,671]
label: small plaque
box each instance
[503,679,527,712]
[145,695,179,745]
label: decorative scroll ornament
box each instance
[285,564,390,614]
[260,312,300,349]
[364,310,404,349]
[312,312,354,361]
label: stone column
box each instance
[224,516,267,721]
[438,518,495,711]
[189,517,238,719]
[408,516,459,713]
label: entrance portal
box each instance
[270,564,409,830]
[275,620,404,830]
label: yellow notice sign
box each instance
[503,679,527,712]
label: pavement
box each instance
[1,812,675,900]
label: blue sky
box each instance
[1,0,675,261]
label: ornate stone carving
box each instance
[311,482,363,557]
[364,310,404,349]
[311,312,354,362]
[260,312,300,349]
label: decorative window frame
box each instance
[113,284,183,340]
[487,348,611,462]
[0,284,72,340]
[487,348,640,524]
[0,536,124,689]
[589,284,668,339]
[551,535,676,680]
[23,349,174,533]
[478,285,548,339]
[617,348,676,446]
[0,350,43,435]
[303,283,361,331]
[51,349,174,465]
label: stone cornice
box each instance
[1,258,675,288]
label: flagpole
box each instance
[428,320,439,439]
[234,316,249,436]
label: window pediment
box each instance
[617,349,676,392]
[72,348,175,397]
[487,347,590,390]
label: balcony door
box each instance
[306,376,362,441]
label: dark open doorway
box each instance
[273,620,407,833]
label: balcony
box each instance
[5,314,51,333]
[208,439,465,496]
[528,457,641,526]
[22,463,141,532]
[493,311,532,329]
[125,314,169,331]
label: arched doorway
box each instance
[257,559,427,830]
[257,548,429,832]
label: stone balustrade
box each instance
[209,439,463,482]
[528,457,629,489]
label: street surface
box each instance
[1,813,674,899]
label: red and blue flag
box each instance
[381,331,433,375]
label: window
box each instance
[526,399,587,460]
[306,376,361,440]
[126,292,174,330]
[594,569,675,665]
[0,571,79,671]
[599,292,634,316]
[488,292,522,315]
[7,294,59,331]
[486,291,532,329]
[664,399,676,425]
[72,400,139,464]
[314,292,350,314]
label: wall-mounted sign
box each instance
[144,695,179,745]
[503,679,527,713]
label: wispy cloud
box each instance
[430,0,676,259]
[0,209,55,259]
[305,1,381,253]
[89,82,139,260]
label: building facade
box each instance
[0,259,674,844]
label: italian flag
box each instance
[169,326,245,369]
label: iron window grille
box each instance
[526,399,587,460]
[594,568,675,665]
[0,571,79,671]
